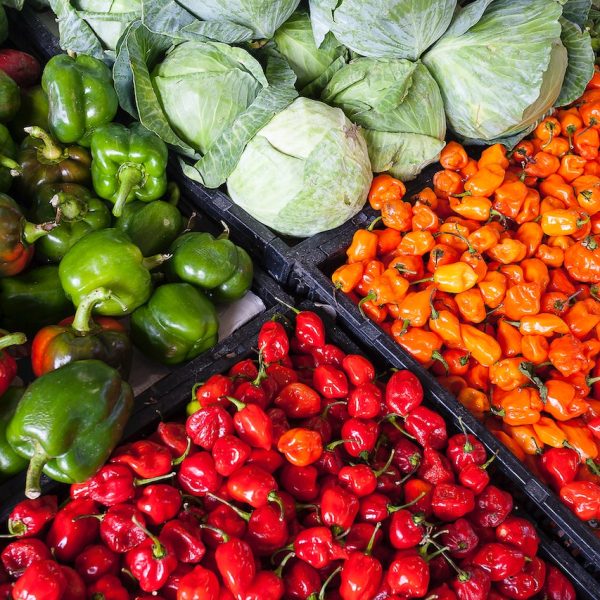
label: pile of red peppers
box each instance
[0,311,579,599]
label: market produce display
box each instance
[0,312,580,598]
[333,69,600,528]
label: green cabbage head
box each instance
[151,41,268,155]
[227,97,372,238]
[273,11,347,96]
[322,58,446,180]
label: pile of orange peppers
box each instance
[334,68,600,528]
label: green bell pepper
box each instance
[17,126,92,199]
[42,53,118,147]
[10,86,49,142]
[0,70,20,123]
[91,123,168,218]
[0,124,19,193]
[131,283,219,366]
[30,183,112,263]
[167,231,253,302]
[7,359,133,498]
[115,197,183,256]
[0,265,72,334]
[0,386,28,480]
[59,228,169,316]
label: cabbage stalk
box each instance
[273,11,347,96]
[227,97,372,238]
[151,41,267,154]
[322,58,446,180]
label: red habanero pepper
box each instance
[244,570,285,600]
[111,440,173,479]
[99,503,147,553]
[340,418,379,457]
[321,485,359,532]
[431,483,475,521]
[6,496,57,537]
[293,526,347,569]
[440,518,479,559]
[258,321,289,364]
[281,464,319,502]
[404,406,448,449]
[215,536,256,598]
[211,434,251,477]
[342,354,375,386]
[74,544,119,583]
[12,560,67,600]
[385,370,423,416]
[388,508,426,549]
[155,421,190,457]
[540,447,579,490]
[193,374,234,409]
[274,382,322,418]
[458,453,496,495]
[136,484,181,526]
[246,448,285,474]
[246,504,289,556]
[292,309,325,350]
[70,464,136,506]
[348,382,382,419]
[177,452,222,497]
[124,519,178,592]
[186,406,233,450]
[177,565,220,600]
[225,396,273,451]
[560,481,600,520]
[472,542,526,582]
[86,574,129,600]
[386,550,430,597]
[0,331,26,396]
[313,365,349,399]
[403,479,434,516]
[446,433,487,471]
[495,516,540,559]
[392,437,422,474]
[283,560,320,600]
[542,564,577,600]
[160,519,205,564]
[418,446,455,485]
[310,343,346,367]
[497,556,546,599]
[227,465,282,510]
[338,464,377,497]
[470,485,513,528]
[451,565,491,600]
[1,538,52,577]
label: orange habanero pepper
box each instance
[534,117,561,145]
[544,380,588,422]
[391,324,443,367]
[411,203,440,231]
[468,224,502,253]
[573,127,600,160]
[381,198,413,232]
[457,387,490,420]
[346,228,378,263]
[460,158,479,181]
[565,298,600,338]
[508,425,543,456]
[515,188,541,224]
[521,258,550,289]
[515,313,569,337]
[460,324,501,367]
[535,244,564,268]
[478,144,509,170]
[548,334,590,377]
[360,299,388,324]
[493,431,527,462]
[398,230,435,256]
[486,238,527,265]
[539,173,576,207]
[440,141,469,171]
[496,387,542,426]
[356,260,384,296]
[576,186,600,216]
[332,262,364,293]
[429,308,464,349]
[478,271,507,309]
[464,164,505,197]
[438,375,468,396]
[524,152,560,178]
[368,174,406,211]
[541,209,589,236]
[455,288,486,324]
[433,169,464,199]
[412,186,438,208]
[533,417,566,448]
[558,153,587,183]
[489,358,529,391]
[564,236,600,283]
[396,287,433,327]
[427,244,461,272]
[460,251,487,282]
[432,262,478,294]
[497,319,523,358]
[449,195,492,221]
[559,421,599,461]
[388,255,425,282]
[521,335,549,365]
[503,283,541,320]
[375,228,402,256]
[516,222,543,257]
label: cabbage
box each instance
[309,0,456,60]
[227,97,372,238]
[151,41,267,154]
[322,58,446,180]
[422,0,588,144]
[273,11,347,96]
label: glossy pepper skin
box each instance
[31,287,133,378]
[167,231,254,303]
[131,283,219,365]
[29,183,111,263]
[17,126,91,198]
[42,53,118,146]
[0,386,28,479]
[0,123,19,193]
[6,359,134,498]
[0,265,71,334]
[91,122,168,218]
[59,228,169,316]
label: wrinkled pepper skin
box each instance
[0,265,71,334]
[115,199,183,256]
[7,359,134,498]
[31,288,132,378]
[30,183,111,263]
[91,123,168,218]
[17,127,91,198]
[42,53,118,146]
[0,124,19,193]
[131,283,219,365]
[0,193,56,277]
[59,228,169,316]
[0,387,28,479]
[168,232,253,302]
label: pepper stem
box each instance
[198,523,229,542]
[268,491,286,520]
[22,219,57,244]
[111,165,144,218]
[205,492,251,522]
[274,296,300,315]
[388,491,427,514]
[217,221,230,240]
[318,566,341,600]
[358,292,377,318]
[0,155,21,173]
[171,437,192,466]
[131,516,166,559]
[72,288,127,333]
[50,193,88,223]
[225,396,246,412]
[141,253,172,271]
[24,126,64,162]
[134,472,176,486]
[0,332,26,351]
[273,550,295,578]
[373,448,395,478]
[25,441,47,499]
[365,521,382,556]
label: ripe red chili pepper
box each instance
[280,464,319,502]
[294,310,326,350]
[227,465,281,510]
[431,482,475,521]
[472,542,526,582]
[186,406,234,450]
[470,485,513,528]
[310,343,346,367]
[71,464,136,506]
[283,560,320,600]
[215,536,255,598]
[418,446,455,485]
[136,484,182,526]
[12,560,66,600]
[204,505,246,546]
[246,448,285,474]
[244,570,285,600]
[540,447,580,490]
[338,464,377,497]
[339,530,383,600]
[6,496,57,537]
[60,565,86,600]
[392,438,422,473]
[497,556,546,599]
[74,544,119,583]
[229,359,259,381]
[321,486,359,532]
[46,498,100,562]
[1,538,52,578]
[86,574,129,600]
[428,583,458,600]
[246,504,288,555]
[388,509,426,549]
[385,370,423,416]
[111,440,173,479]
[458,453,496,495]
[440,518,479,559]
[495,516,540,559]
[177,564,221,600]
[446,433,487,471]
[404,406,448,449]
[258,321,289,364]
[342,354,376,386]
[99,503,147,553]
[313,365,349,399]
[560,480,600,520]
[348,382,382,419]
[160,519,205,564]
[542,564,576,600]
[340,418,379,457]
[274,382,322,418]
[212,434,251,477]
[233,379,269,410]
[293,526,347,569]
[451,565,491,600]
[403,478,434,517]
[177,452,222,497]
[226,396,273,450]
[155,421,190,457]
[194,374,234,409]
[0,331,26,397]
[386,550,430,597]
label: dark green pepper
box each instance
[17,126,91,199]
[0,6,7,46]
[167,231,253,302]
[0,265,72,334]
[0,70,20,123]
[0,386,28,480]
[0,193,58,277]
[59,228,169,316]
[115,196,183,255]
[0,124,19,193]
[30,183,112,263]
[91,122,168,218]
[10,86,50,142]
[131,283,219,366]
[42,53,118,146]
[7,359,133,498]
